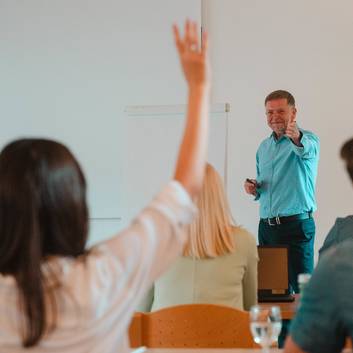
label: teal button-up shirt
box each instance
[255,128,319,219]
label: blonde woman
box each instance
[142,163,258,312]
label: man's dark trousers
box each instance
[258,217,315,293]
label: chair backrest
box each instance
[129,312,143,347]
[129,304,257,348]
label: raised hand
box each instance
[172,20,210,197]
[173,20,209,88]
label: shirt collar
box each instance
[270,131,287,143]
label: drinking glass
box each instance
[250,305,282,353]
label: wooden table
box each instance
[139,348,283,353]
[138,349,352,353]
[260,294,299,320]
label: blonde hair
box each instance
[183,163,236,259]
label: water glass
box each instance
[250,305,282,353]
[298,273,311,295]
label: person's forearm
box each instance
[174,84,210,197]
[290,131,303,147]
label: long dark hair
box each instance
[0,138,88,347]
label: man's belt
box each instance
[261,212,312,226]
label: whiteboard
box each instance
[120,104,230,227]
[0,0,201,244]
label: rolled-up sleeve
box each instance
[291,131,319,159]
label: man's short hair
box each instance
[265,90,295,106]
[341,138,353,182]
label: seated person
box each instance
[284,239,353,353]
[284,137,353,353]
[0,20,209,353]
[141,163,258,312]
[319,138,353,258]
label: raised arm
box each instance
[100,21,211,318]
[173,20,210,197]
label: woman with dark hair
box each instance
[0,20,210,353]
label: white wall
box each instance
[121,105,229,228]
[202,0,353,260]
[0,0,200,244]
[2,1,353,255]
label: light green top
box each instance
[138,227,258,312]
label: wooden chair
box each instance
[129,304,257,348]
[129,312,143,347]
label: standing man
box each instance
[245,90,319,293]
